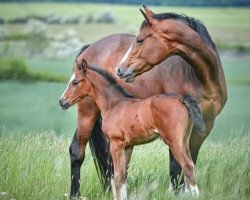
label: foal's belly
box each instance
[126,129,159,147]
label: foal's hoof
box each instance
[185,184,200,196]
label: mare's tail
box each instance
[181,95,206,136]
[89,115,113,191]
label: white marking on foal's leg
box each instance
[184,182,199,196]
[120,183,127,200]
[60,73,75,98]
[111,178,117,200]
[190,185,199,195]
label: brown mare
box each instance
[60,59,205,199]
[60,9,226,198]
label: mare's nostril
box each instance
[117,68,123,76]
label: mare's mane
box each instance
[141,12,217,52]
[88,65,134,98]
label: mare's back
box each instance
[80,33,202,98]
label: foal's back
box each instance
[102,93,189,147]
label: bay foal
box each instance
[60,59,205,199]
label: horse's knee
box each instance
[69,133,85,167]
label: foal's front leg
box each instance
[109,140,128,200]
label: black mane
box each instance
[141,12,217,52]
[76,44,91,59]
[88,65,134,98]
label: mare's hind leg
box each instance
[169,150,183,192]
[70,100,99,198]
[110,140,128,200]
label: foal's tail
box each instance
[181,95,206,136]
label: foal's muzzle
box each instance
[59,98,70,110]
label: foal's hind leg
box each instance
[168,142,198,195]
[160,128,198,195]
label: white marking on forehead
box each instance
[60,73,75,99]
[70,73,75,82]
[119,45,132,65]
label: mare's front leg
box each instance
[110,140,128,200]
[70,97,99,198]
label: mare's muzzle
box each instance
[116,66,135,83]
[59,97,70,110]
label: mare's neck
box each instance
[87,68,128,114]
[164,21,227,103]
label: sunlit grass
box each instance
[0,132,249,199]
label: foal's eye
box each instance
[72,80,79,86]
[136,38,144,45]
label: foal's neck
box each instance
[164,21,227,105]
[87,67,131,114]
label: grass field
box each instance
[0,2,250,200]
[0,133,249,200]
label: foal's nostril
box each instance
[59,99,63,107]
[59,98,70,109]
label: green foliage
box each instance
[0,57,67,82]
[0,132,249,200]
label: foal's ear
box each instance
[141,5,156,26]
[82,59,88,73]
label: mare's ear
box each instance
[141,5,156,26]
[82,59,88,73]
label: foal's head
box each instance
[117,6,190,82]
[59,59,90,109]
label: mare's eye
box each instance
[72,79,79,86]
[136,38,144,45]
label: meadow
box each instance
[0,2,250,200]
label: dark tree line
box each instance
[0,0,250,6]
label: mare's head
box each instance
[117,6,171,82]
[59,59,90,109]
[117,5,215,82]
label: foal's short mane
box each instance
[76,44,91,59]
[141,12,217,52]
[88,65,134,98]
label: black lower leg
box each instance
[70,130,84,198]
[169,149,183,192]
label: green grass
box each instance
[0,81,77,135]
[0,132,249,200]
[0,3,250,48]
[0,57,67,82]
